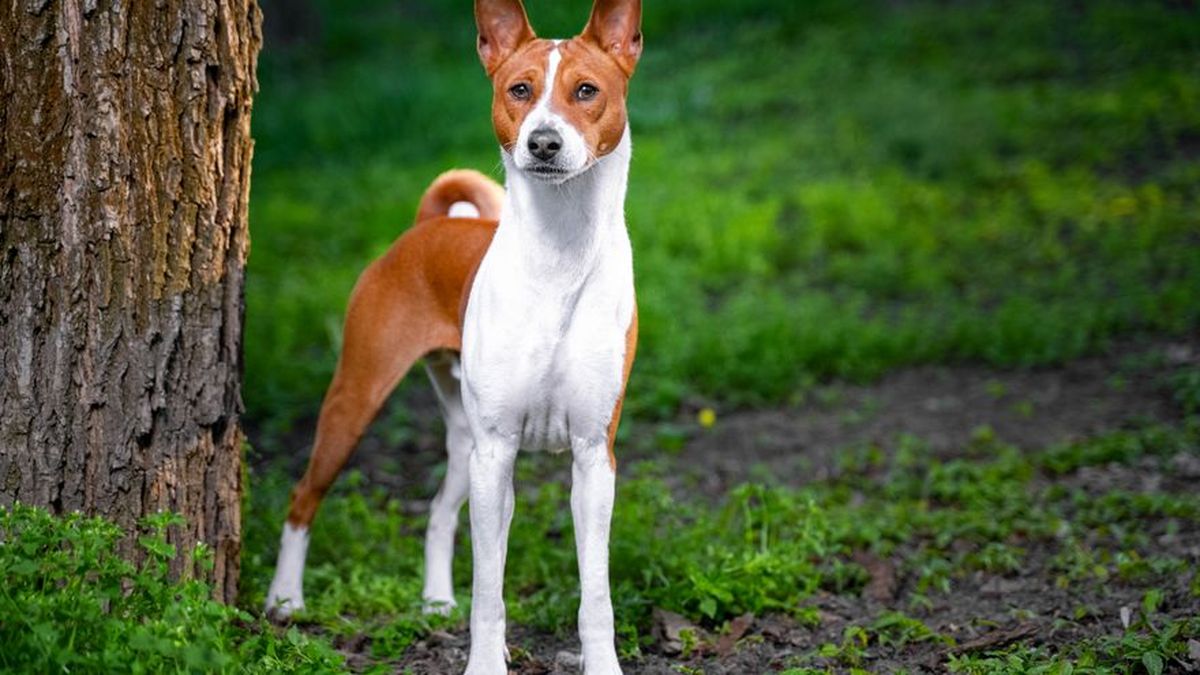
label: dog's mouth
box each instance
[527,165,569,177]
[522,160,595,184]
[523,164,576,184]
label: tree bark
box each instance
[0,0,262,603]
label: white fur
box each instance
[572,442,621,673]
[422,352,473,614]
[459,48,634,669]
[448,201,481,218]
[265,523,309,618]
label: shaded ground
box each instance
[252,336,1193,499]
[249,336,1200,673]
[671,336,1194,497]
[386,547,1198,674]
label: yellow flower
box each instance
[697,408,717,429]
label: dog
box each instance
[265,1,643,671]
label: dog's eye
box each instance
[508,83,532,101]
[575,83,599,101]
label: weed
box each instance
[818,625,870,669]
[0,504,343,673]
[947,615,1200,673]
[1169,367,1200,415]
[870,611,950,648]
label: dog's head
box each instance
[475,0,642,183]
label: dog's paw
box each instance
[580,650,623,675]
[264,588,305,624]
[421,597,457,616]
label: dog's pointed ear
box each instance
[582,0,643,76]
[475,0,536,76]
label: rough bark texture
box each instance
[0,0,262,603]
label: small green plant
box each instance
[0,504,343,673]
[677,627,701,658]
[946,616,1200,675]
[818,625,870,668]
[966,542,1025,574]
[1169,367,1200,415]
[870,611,950,648]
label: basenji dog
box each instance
[265,1,643,671]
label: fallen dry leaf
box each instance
[853,550,898,602]
[715,613,755,656]
[652,608,712,656]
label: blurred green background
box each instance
[246,0,1199,438]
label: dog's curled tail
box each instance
[416,169,505,223]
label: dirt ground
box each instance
[251,336,1200,673]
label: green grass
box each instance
[245,0,1200,428]
[0,507,342,673]
[11,418,1195,671]
[237,420,1200,666]
[946,616,1200,675]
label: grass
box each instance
[0,507,342,673]
[945,617,1200,675]
[240,420,1200,665]
[10,417,1196,671]
[245,0,1200,429]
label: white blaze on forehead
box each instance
[537,40,563,112]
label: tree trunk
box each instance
[0,0,262,603]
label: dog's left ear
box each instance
[582,0,643,76]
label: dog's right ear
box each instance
[475,0,536,76]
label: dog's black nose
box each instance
[527,128,562,161]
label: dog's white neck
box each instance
[498,127,632,278]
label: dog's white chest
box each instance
[461,245,632,452]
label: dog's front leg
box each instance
[571,442,622,674]
[465,435,518,675]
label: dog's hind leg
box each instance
[421,350,473,614]
[265,254,452,620]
